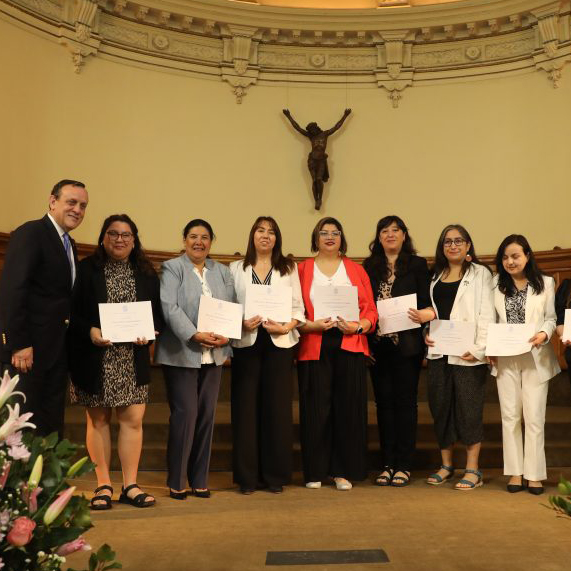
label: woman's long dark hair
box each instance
[243,216,294,276]
[432,224,489,280]
[363,216,416,289]
[495,234,545,295]
[94,214,156,276]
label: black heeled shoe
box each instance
[192,488,211,498]
[169,489,187,500]
[507,477,525,493]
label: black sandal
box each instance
[375,468,394,487]
[119,483,156,508]
[391,471,411,487]
[90,485,113,511]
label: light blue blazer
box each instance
[154,255,236,368]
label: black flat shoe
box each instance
[192,488,211,498]
[169,489,187,500]
[119,484,156,508]
[269,486,283,494]
[90,485,113,511]
[528,485,544,496]
[507,484,525,493]
[240,487,255,495]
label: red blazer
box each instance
[297,257,378,361]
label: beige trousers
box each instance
[496,352,548,481]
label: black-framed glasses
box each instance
[443,238,466,248]
[106,230,134,242]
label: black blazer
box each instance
[366,254,431,357]
[0,215,77,370]
[555,278,571,365]
[68,255,164,395]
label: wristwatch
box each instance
[356,325,364,335]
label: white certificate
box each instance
[377,294,421,335]
[99,301,156,343]
[562,309,571,343]
[244,284,292,323]
[485,323,535,357]
[428,319,476,357]
[313,285,359,322]
[196,295,243,340]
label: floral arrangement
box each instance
[0,371,121,571]
[548,476,571,519]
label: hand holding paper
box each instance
[427,319,476,357]
[314,285,359,322]
[99,301,156,343]
[377,294,421,335]
[485,323,535,357]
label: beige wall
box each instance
[1,17,570,258]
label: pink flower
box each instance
[0,403,35,442]
[21,484,43,513]
[0,510,10,526]
[0,462,10,490]
[56,537,92,556]
[8,443,30,461]
[43,486,76,525]
[0,371,25,410]
[6,516,36,547]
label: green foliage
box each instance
[548,476,571,518]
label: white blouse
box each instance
[192,265,214,365]
[309,261,352,306]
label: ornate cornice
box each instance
[1,0,570,103]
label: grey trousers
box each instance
[163,364,222,490]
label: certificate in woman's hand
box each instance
[313,285,359,322]
[244,284,292,323]
[427,319,476,357]
[99,301,156,343]
[485,323,535,357]
[197,295,243,339]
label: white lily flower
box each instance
[0,371,25,410]
[0,403,35,442]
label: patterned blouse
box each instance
[505,287,527,324]
[376,269,399,345]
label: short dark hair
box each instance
[51,179,86,198]
[183,219,215,241]
[243,216,294,277]
[310,217,347,255]
[94,213,156,276]
[495,234,545,296]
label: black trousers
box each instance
[297,330,368,483]
[231,328,294,489]
[2,354,68,438]
[370,338,423,472]
[163,364,221,490]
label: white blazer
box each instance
[492,274,561,383]
[427,263,494,366]
[229,259,306,349]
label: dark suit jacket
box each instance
[68,255,164,395]
[365,254,431,357]
[0,215,76,371]
[555,278,571,366]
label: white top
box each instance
[309,261,352,306]
[229,259,306,349]
[48,212,75,284]
[193,265,214,364]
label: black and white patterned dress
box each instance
[376,273,399,345]
[70,260,149,407]
[505,287,527,324]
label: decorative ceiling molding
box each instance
[1,0,570,104]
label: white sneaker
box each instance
[334,477,352,491]
[305,481,321,489]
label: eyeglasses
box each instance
[319,231,341,238]
[106,230,134,242]
[443,238,466,248]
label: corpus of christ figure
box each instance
[282,108,351,210]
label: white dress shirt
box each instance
[192,265,214,365]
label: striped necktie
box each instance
[63,232,74,283]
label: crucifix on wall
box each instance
[282,108,351,210]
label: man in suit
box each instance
[0,179,89,436]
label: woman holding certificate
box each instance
[490,235,560,495]
[230,216,305,494]
[155,219,235,500]
[425,224,493,490]
[69,214,163,509]
[363,216,433,487]
[555,278,571,383]
[297,217,377,490]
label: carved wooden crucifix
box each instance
[282,108,351,210]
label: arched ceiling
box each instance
[228,0,461,8]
